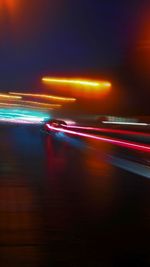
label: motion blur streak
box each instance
[0,94,22,100]
[0,118,41,124]
[18,100,62,108]
[107,155,150,179]
[0,108,50,124]
[46,124,150,153]
[65,125,150,137]
[55,133,86,150]
[0,102,53,111]
[42,77,111,88]
[9,92,76,102]
[102,121,149,126]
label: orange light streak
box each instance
[42,77,112,89]
[9,92,76,102]
[0,94,22,100]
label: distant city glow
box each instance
[9,92,76,102]
[46,124,150,153]
[42,77,112,88]
[0,0,17,14]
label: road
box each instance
[0,124,150,267]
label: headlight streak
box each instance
[46,124,150,153]
[9,92,76,102]
[102,121,149,126]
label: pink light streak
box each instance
[64,125,150,138]
[46,124,150,153]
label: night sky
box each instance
[0,0,149,114]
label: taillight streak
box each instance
[64,125,150,138]
[46,124,150,153]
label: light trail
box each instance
[0,112,45,121]
[19,100,62,108]
[0,99,62,108]
[102,121,149,126]
[0,102,54,111]
[42,77,111,88]
[0,94,22,100]
[64,125,150,137]
[46,124,150,153]
[0,108,50,124]
[9,92,76,102]
[0,118,42,124]
[107,155,150,179]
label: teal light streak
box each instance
[0,108,51,122]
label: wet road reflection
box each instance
[0,124,150,266]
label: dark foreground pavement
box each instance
[0,124,150,266]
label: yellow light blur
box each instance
[0,94,22,100]
[42,77,112,88]
[9,92,76,102]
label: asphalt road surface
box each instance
[0,124,150,267]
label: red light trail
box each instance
[46,124,150,153]
[64,125,150,138]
